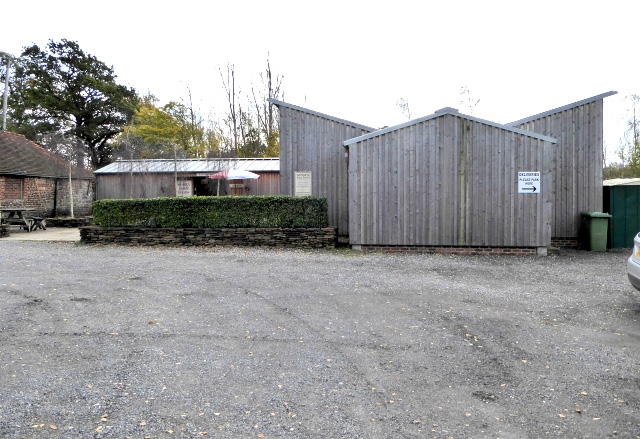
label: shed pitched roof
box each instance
[0,131,90,178]
[603,178,640,186]
[343,108,558,146]
[268,99,377,132]
[507,91,618,126]
[94,158,280,174]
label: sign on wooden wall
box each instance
[518,172,540,194]
[176,179,193,197]
[295,171,312,196]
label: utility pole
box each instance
[0,51,17,131]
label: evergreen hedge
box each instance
[92,196,329,228]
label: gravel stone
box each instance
[0,242,639,438]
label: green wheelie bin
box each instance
[580,212,612,251]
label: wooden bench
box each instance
[4,218,32,230]
[2,217,46,231]
[27,217,46,231]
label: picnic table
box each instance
[0,208,46,232]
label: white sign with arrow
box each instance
[518,172,540,194]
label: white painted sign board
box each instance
[295,171,312,196]
[518,172,540,194]
[176,179,193,197]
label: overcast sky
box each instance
[2,0,638,163]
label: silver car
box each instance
[627,233,640,291]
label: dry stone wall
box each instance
[80,226,337,248]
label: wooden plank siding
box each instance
[273,100,375,235]
[96,173,176,199]
[347,113,554,248]
[243,173,280,196]
[96,172,279,200]
[509,92,614,239]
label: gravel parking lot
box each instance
[1,241,639,439]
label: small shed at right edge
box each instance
[603,178,640,249]
[343,108,557,253]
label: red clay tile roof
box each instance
[0,131,92,178]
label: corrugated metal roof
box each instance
[94,158,280,174]
[268,99,377,132]
[603,178,640,186]
[343,108,558,146]
[507,91,618,126]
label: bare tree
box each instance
[220,64,241,155]
[459,86,480,115]
[616,94,640,171]
[396,97,411,120]
[39,132,88,217]
[604,94,640,179]
[251,55,283,156]
[184,87,204,157]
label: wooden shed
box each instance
[603,178,640,249]
[94,158,279,200]
[509,91,617,244]
[269,99,375,236]
[273,92,613,253]
[344,108,556,252]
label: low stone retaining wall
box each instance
[45,217,93,228]
[79,226,337,248]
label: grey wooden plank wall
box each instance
[348,115,553,247]
[97,173,280,199]
[245,172,280,195]
[279,106,372,235]
[96,174,176,199]
[513,99,604,238]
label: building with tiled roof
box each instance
[0,131,93,217]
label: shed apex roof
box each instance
[268,99,377,132]
[435,107,459,114]
[94,158,280,174]
[0,131,91,178]
[603,178,640,186]
[343,109,558,146]
[507,91,618,126]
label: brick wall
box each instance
[0,176,94,217]
[80,226,337,248]
[0,176,27,206]
[0,176,54,214]
[55,179,94,217]
[551,237,580,249]
[24,178,55,213]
